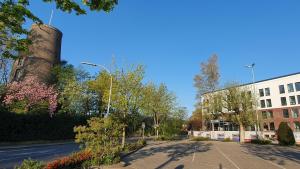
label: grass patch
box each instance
[222,138,232,142]
[190,137,210,141]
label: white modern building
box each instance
[202,72,300,133]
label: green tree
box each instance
[194,54,220,129]
[113,65,145,148]
[142,83,176,138]
[222,84,255,143]
[0,0,117,59]
[277,122,295,146]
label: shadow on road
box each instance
[241,144,300,165]
[123,141,211,169]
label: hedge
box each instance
[0,110,88,142]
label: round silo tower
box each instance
[10,24,63,84]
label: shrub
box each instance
[74,117,123,165]
[44,150,92,169]
[250,139,272,145]
[191,137,210,141]
[277,122,295,146]
[124,139,147,153]
[15,159,44,169]
[223,138,232,142]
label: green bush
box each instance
[191,137,210,141]
[74,117,123,165]
[0,110,88,142]
[277,122,295,146]
[223,138,232,142]
[15,159,44,169]
[250,139,272,145]
[124,139,147,153]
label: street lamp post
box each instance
[245,63,260,137]
[81,62,112,116]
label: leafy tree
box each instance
[277,122,295,146]
[188,105,202,130]
[113,65,145,148]
[3,76,58,115]
[142,83,176,138]
[0,0,118,59]
[161,107,187,137]
[74,116,123,165]
[52,62,97,115]
[222,84,255,143]
[194,54,220,129]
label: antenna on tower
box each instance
[48,9,54,26]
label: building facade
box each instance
[10,24,62,84]
[202,72,300,132]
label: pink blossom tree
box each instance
[3,76,58,115]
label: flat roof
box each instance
[202,72,300,95]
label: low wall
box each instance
[190,131,300,144]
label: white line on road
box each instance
[192,152,195,162]
[216,146,241,169]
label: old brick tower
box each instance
[10,24,62,83]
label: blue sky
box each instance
[27,0,300,115]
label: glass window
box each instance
[266,99,272,107]
[267,111,273,118]
[287,83,294,92]
[283,109,289,118]
[292,108,299,118]
[279,85,285,94]
[270,122,275,131]
[290,96,296,105]
[281,97,287,106]
[294,122,300,132]
[298,95,300,104]
[295,82,300,91]
[259,89,264,97]
[265,88,270,96]
[263,123,269,131]
[260,100,266,108]
[262,111,267,119]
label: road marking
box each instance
[192,152,195,162]
[216,146,241,169]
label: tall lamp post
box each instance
[245,63,260,137]
[81,62,112,116]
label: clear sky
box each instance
[27,0,300,115]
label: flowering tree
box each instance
[3,76,58,115]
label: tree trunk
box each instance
[121,112,126,149]
[239,124,245,143]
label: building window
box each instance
[294,122,300,132]
[260,100,266,108]
[292,108,299,118]
[281,97,287,106]
[262,111,267,119]
[263,123,269,131]
[265,88,270,96]
[290,96,296,105]
[283,109,289,118]
[295,82,300,91]
[287,83,294,93]
[266,99,272,107]
[298,95,300,104]
[270,122,275,131]
[259,89,264,97]
[267,111,273,118]
[279,85,285,94]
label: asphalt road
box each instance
[122,140,300,169]
[0,142,79,169]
